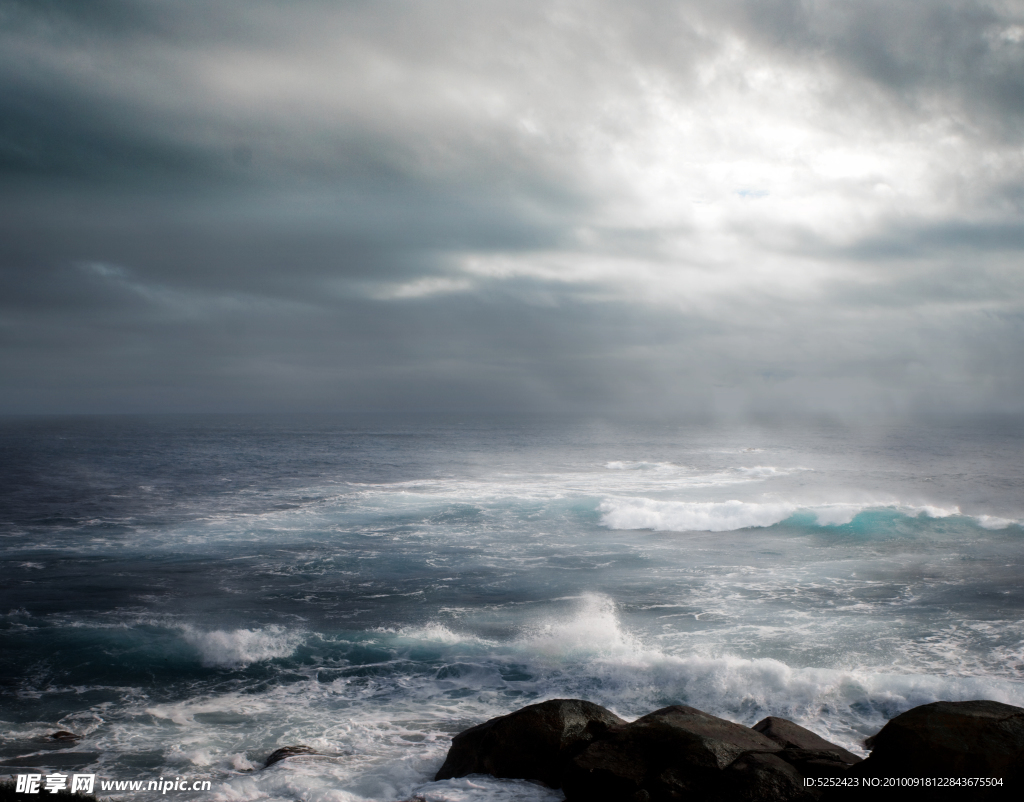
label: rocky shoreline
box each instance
[427,698,1023,800]
[8,699,1021,800]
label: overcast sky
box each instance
[2,0,1023,418]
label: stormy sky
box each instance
[2,0,1023,418]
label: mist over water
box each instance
[2,414,1023,801]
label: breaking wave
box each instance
[599,498,797,531]
[598,498,1018,532]
[180,625,304,667]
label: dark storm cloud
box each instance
[696,0,1024,127]
[2,0,1023,417]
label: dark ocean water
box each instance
[1,414,1023,801]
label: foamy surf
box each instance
[599,498,797,531]
[598,497,1016,532]
[515,594,642,659]
[181,625,306,668]
[48,595,1024,802]
[4,414,1024,801]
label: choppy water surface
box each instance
[2,414,1023,801]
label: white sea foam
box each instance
[909,504,960,519]
[808,501,932,525]
[516,598,1024,745]
[517,594,641,658]
[573,649,1024,751]
[40,597,1024,802]
[390,623,493,646]
[330,462,798,524]
[408,777,563,802]
[395,596,1024,755]
[599,496,1010,532]
[605,460,680,471]
[734,466,788,479]
[603,461,795,487]
[806,504,864,526]
[181,625,304,668]
[599,498,797,531]
[975,514,1019,530]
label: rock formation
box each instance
[562,705,785,801]
[835,700,1024,799]
[434,698,625,787]
[264,745,319,767]
[433,698,1024,801]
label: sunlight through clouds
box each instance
[1,0,1022,416]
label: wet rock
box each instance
[430,698,1024,800]
[773,748,859,780]
[434,698,626,787]
[859,700,1024,776]
[561,705,782,801]
[264,745,319,767]
[752,718,861,765]
[720,750,818,802]
[49,731,81,742]
[831,700,1024,800]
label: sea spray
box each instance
[3,414,1023,801]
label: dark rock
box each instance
[562,705,783,802]
[264,745,319,767]
[858,700,1024,776]
[434,698,625,787]
[49,731,80,742]
[719,751,818,802]
[774,748,858,780]
[832,700,1024,800]
[752,717,861,765]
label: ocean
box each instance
[2,414,1023,801]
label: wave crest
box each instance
[600,498,796,532]
[599,497,1018,533]
[181,624,303,667]
[518,594,641,658]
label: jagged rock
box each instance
[264,745,319,767]
[720,751,818,802]
[752,717,861,765]
[434,698,625,787]
[561,705,783,801]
